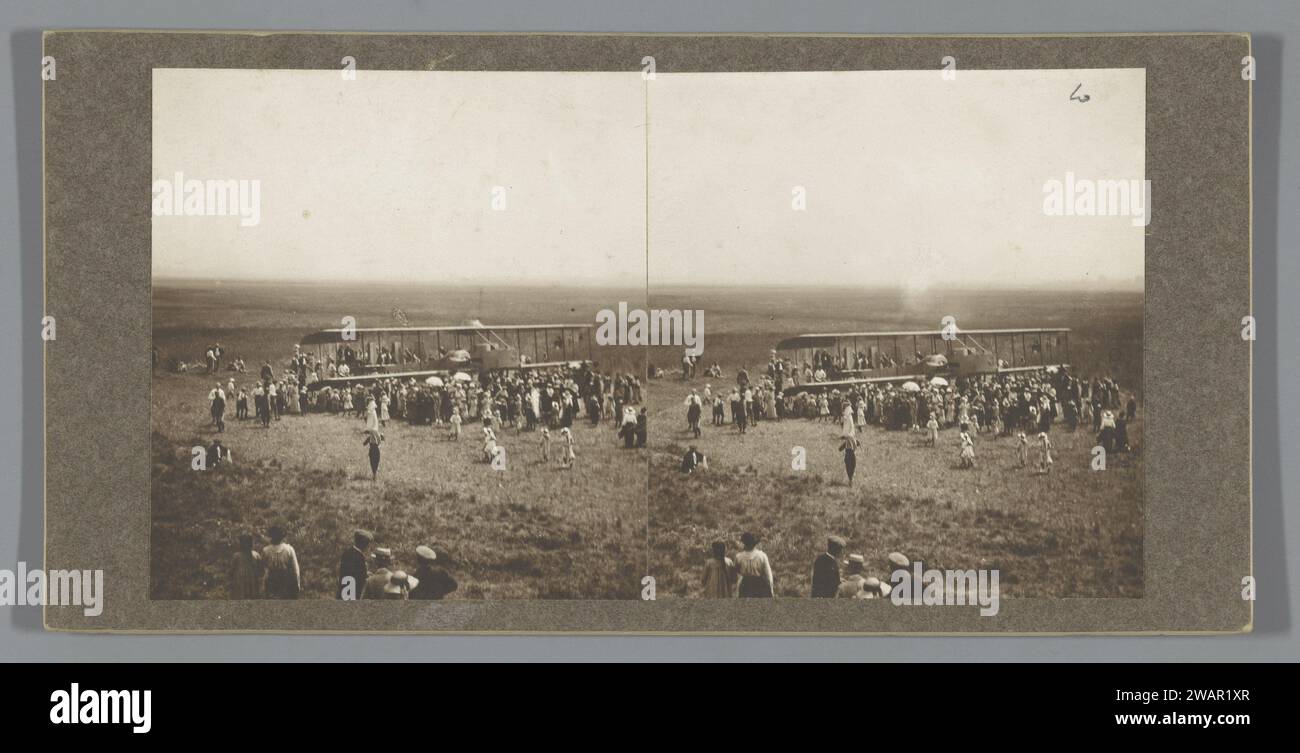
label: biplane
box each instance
[298,321,594,388]
[774,328,1070,392]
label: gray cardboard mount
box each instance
[43,32,1251,633]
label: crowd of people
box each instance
[685,353,1134,436]
[197,343,650,474]
[228,525,460,601]
[227,524,933,601]
[203,338,1138,601]
[698,532,913,599]
[679,352,1137,478]
[199,343,649,600]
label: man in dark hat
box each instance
[811,536,845,598]
[409,545,458,600]
[337,530,372,600]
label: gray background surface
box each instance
[3,0,1294,661]
[41,30,1252,635]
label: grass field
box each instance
[151,281,1142,601]
[150,281,648,599]
[646,401,1142,599]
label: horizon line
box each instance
[153,276,1145,292]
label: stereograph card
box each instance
[41,32,1251,633]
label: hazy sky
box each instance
[153,70,647,286]
[153,68,1144,289]
[649,69,1145,290]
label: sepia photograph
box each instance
[150,66,1145,611]
[150,70,652,601]
[640,70,1146,604]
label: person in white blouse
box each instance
[734,532,774,598]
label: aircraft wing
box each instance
[998,364,1071,374]
[784,374,928,391]
[518,360,588,370]
[305,369,457,388]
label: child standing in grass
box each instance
[1017,431,1029,468]
[1037,432,1053,473]
[449,408,462,440]
[229,533,262,600]
[959,425,976,469]
[926,415,939,447]
[540,427,551,462]
[559,427,576,469]
[701,540,737,599]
